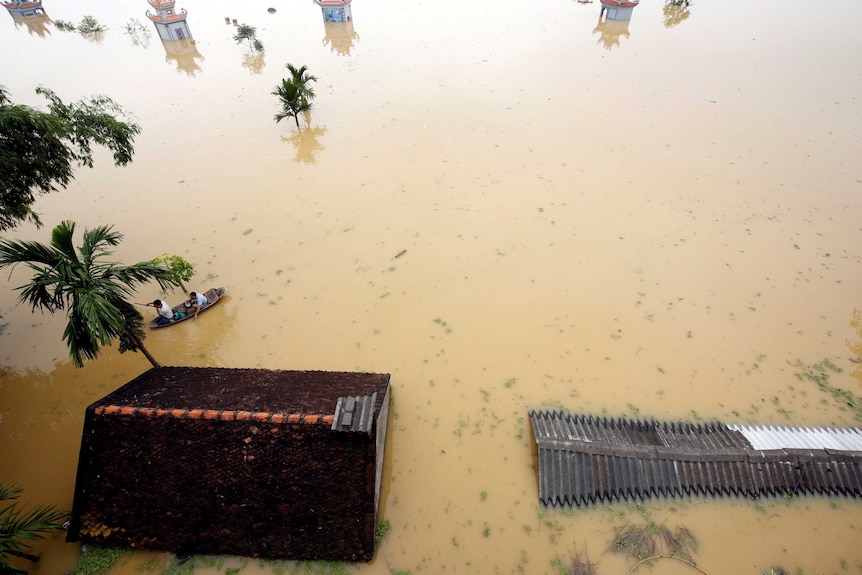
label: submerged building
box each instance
[67,367,392,561]
[146,0,191,40]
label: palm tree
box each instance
[0,220,179,368]
[0,483,67,575]
[272,63,318,128]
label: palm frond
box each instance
[0,483,67,574]
[0,221,178,368]
[49,220,80,265]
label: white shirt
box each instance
[158,301,173,319]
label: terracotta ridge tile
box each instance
[94,405,336,425]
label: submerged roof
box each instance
[96,366,388,415]
[68,368,392,561]
[530,411,862,507]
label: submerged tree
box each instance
[272,64,318,128]
[153,253,195,295]
[77,15,107,34]
[52,19,76,31]
[0,85,141,232]
[0,220,179,368]
[233,23,264,53]
[0,483,67,575]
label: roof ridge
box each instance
[94,405,334,425]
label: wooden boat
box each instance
[147,286,228,329]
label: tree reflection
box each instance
[281,117,326,164]
[242,51,266,75]
[663,0,691,28]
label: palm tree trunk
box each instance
[129,333,161,368]
[138,341,161,368]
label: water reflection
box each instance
[848,308,862,388]
[594,0,638,49]
[146,1,203,75]
[3,0,51,37]
[322,20,359,56]
[663,0,692,28]
[281,114,327,164]
[593,16,632,49]
[242,50,265,74]
[161,38,204,75]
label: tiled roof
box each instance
[530,411,862,507]
[68,369,392,561]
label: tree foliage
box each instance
[0,483,67,575]
[233,23,264,52]
[0,85,140,232]
[272,64,318,128]
[153,253,195,294]
[0,220,179,368]
[77,15,107,35]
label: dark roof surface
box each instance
[69,369,392,561]
[530,411,862,507]
[96,367,389,414]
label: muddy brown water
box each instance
[2,0,862,574]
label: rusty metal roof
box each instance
[529,411,862,507]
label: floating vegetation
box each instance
[78,15,107,34]
[610,522,700,573]
[568,546,598,575]
[75,546,130,575]
[123,18,151,47]
[433,317,452,333]
[375,519,390,543]
[794,359,861,420]
[53,19,76,31]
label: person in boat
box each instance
[188,291,208,320]
[152,299,173,326]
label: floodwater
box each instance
[1,0,862,573]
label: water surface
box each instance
[1,0,861,573]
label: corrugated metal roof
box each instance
[530,411,862,507]
[728,423,862,451]
[332,392,378,433]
